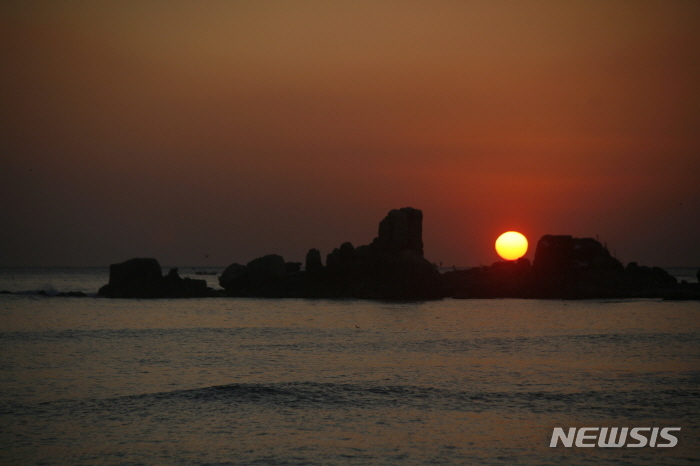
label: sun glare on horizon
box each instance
[495,231,528,261]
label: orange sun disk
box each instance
[495,231,528,260]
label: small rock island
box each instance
[98,258,211,298]
[98,207,699,300]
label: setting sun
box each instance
[495,231,528,261]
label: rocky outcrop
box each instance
[98,258,212,298]
[163,267,211,298]
[625,262,677,288]
[374,207,423,254]
[97,212,695,300]
[98,258,163,298]
[218,207,443,299]
[444,258,535,299]
[531,235,626,298]
[326,242,356,274]
[335,208,439,299]
[305,248,323,275]
[533,235,623,274]
[218,254,289,295]
[247,254,286,281]
[446,234,692,299]
[218,263,247,288]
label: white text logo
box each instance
[550,427,680,448]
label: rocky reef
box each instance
[444,234,697,299]
[97,208,698,300]
[98,258,215,298]
[218,207,443,299]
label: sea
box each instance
[0,266,698,465]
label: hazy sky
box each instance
[2,0,699,267]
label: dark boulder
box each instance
[219,263,247,282]
[98,258,165,298]
[99,258,211,298]
[373,207,423,255]
[326,242,355,274]
[305,248,323,274]
[219,254,289,296]
[533,235,623,274]
[625,262,677,289]
[649,266,677,286]
[530,235,627,298]
[163,268,210,298]
[218,263,248,294]
[110,257,162,287]
[247,254,286,281]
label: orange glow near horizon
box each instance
[0,2,699,267]
[495,232,528,261]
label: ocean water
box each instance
[0,268,699,465]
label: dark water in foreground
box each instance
[0,268,698,465]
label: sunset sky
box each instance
[2,0,699,267]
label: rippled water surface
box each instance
[1,270,699,464]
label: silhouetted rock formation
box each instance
[97,212,697,300]
[247,254,287,281]
[532,235,626,298]
[445,235,694,299]
[305,248,323,275]
[374,207,423,254]
[218,207,443,299]
[99,258,162,298]
[444,258,535,298]
[218,255,289,295]
[533,235,623,274]
[98,258,212,298]
[163,267,211,298]
[625,262,677,289]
